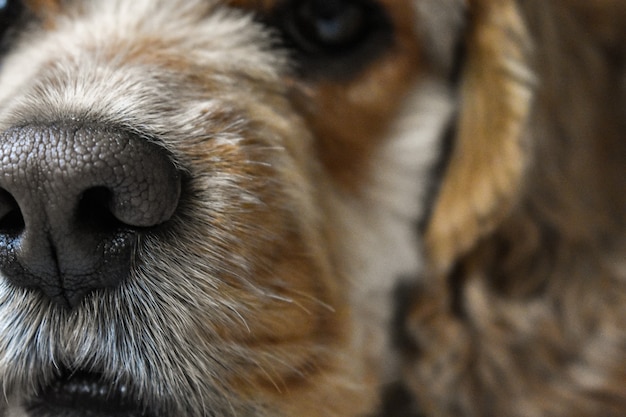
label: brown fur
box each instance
[403,1,626,416]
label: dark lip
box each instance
[25,370,155,417]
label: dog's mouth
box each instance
[26,371,154,417]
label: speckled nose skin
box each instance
[0,124,181,308]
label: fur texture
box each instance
[402,1,626,416]
[0,1,455,416]
[1,1,625,417]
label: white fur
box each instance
[334,80,454,381]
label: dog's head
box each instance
[0,0,531,416]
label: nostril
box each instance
[77,187,126,233]
[0,189,24,235]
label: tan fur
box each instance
[426,0,533,274]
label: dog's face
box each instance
[0,0,530,416]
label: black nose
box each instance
[0,124,181,308]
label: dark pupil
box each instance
[296,1,365,49]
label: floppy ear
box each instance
[426,0,534,273]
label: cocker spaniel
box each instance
[1,1,624,417]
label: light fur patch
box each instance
[333,79,454,381]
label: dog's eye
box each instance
[285,0,370,53]
[271,0,393,79]
[0,0,25,42]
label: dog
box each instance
[0,0,623,417]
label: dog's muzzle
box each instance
[0,123,181,308]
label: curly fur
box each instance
[401,1,626,416]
